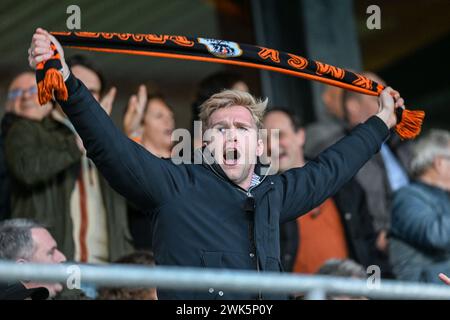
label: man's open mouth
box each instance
[223,148,241,165]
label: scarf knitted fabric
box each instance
[37,31,425,139]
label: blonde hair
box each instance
[199,89,267,131]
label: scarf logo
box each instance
[198,38,242,58]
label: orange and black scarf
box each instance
[37,31,425,139]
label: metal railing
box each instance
[1,260,449,299]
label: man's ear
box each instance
[256,138,264,157]
[296,128,305,148]
[434,156,446,174]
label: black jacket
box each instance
[0,112,20,221]
[59,74,389,300]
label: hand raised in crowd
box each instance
[123,84,147,137]
[439,273,450,286]
[376,87,405,129]
[28,28,69,80]
[100,87,117,116]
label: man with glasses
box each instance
[1,72,53,221]
[6,72,52,121]
[389,129,450,284]
[3,62,133,266]
[3,70,83,258]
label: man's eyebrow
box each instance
[211,120,229,127]
[211,120,253,128]
[234,120,252,127]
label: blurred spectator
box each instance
[191,71,249,149]
[123,88,175,250]
[304,72,383,158]
[140,93,174,158]
[341,75,412,278]
[316,259,368,300]
[4,61,133,264]
[304,85,346,158]
[97,251,157,300]
[4,70,77,246]
[389,129,450,284]
[124,87,174,157]
[64,54,132,262]
[67,54,109,108]
[1,72,52,220]
[306,72,413,277]
[317,258,366,278]
[263,108,377,273]
[6,72,53,120]
[0,218,66,298]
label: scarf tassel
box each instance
[36,44,68,105]
[395,108,425,140]
[37,67,68,105]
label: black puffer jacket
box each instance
[59,73,389,299]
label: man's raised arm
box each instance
[28,28,181,210]
[279,87,403,222]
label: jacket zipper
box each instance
[203,155,269,300]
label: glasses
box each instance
[7,86,38,100]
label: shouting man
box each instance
[28,28,403,300]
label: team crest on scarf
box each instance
[198,38,242,58]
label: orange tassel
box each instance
[395,109,425,140]
[37,68,68,105]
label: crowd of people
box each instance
[0,28,449,300]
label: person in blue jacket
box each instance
[28,28,403,300]
[389,129,450,284]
